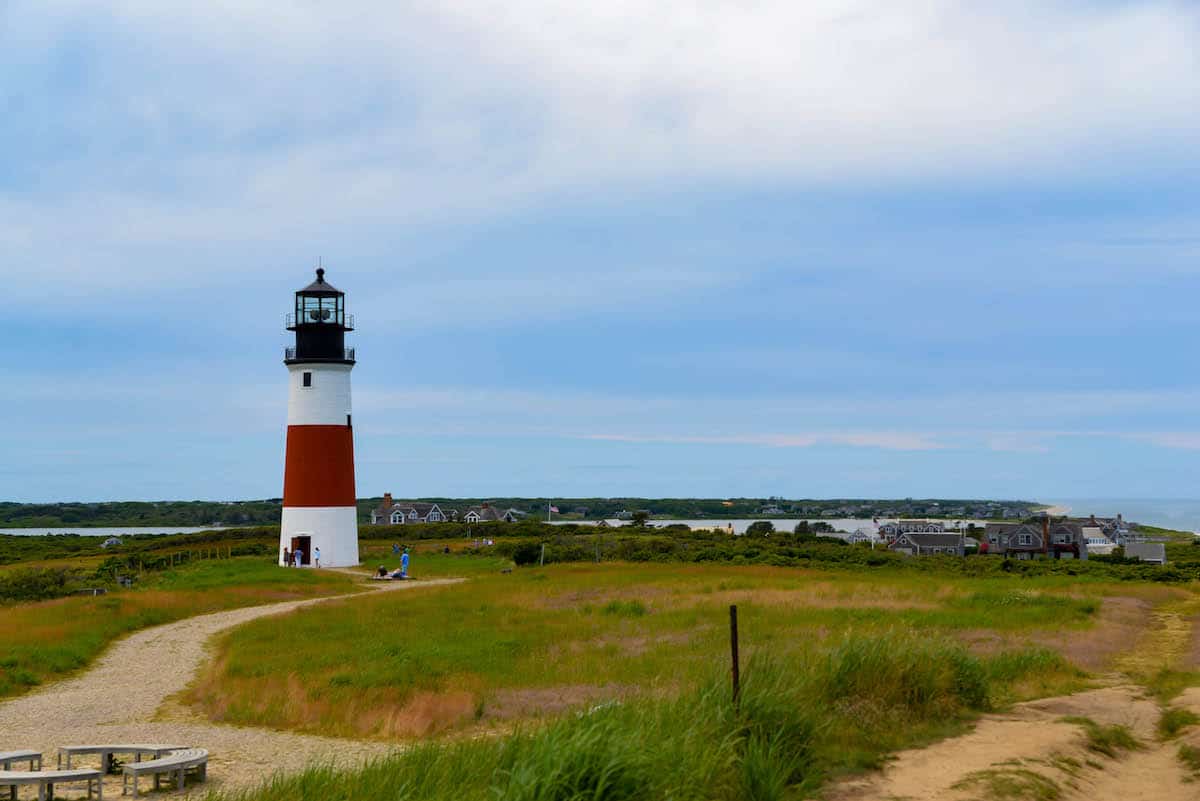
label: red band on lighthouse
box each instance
[282,425,356,507]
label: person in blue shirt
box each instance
[400,547,410,578]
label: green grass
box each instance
[1144,667,1200,702]
[1158,707,1200,740]
[0,558,358,699]
[1060,716,1142,757]
[951,767,1061,801]
[1178,743,1200,779]
[190,561,1091,740]
[206,629,1060,801]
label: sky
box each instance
[2,1,1200,503]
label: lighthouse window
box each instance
[302,372,312,388]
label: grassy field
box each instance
[187,557,1120,742]
[201,551,1156,801]
[0,558,359,699]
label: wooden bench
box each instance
[58,745,185,773]
[0,753,41,771]
[121,749,207,798]
[0,768,102,801]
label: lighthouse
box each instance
[280,268,360,567]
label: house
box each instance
[462,503,518,523]
[879,519,945,537]
[847,528,879,545]
[888,532,964,557]
[983,520,1089,560]
[759,504,786,515]
[1081,526,1117,556]
[370,493,450,525]
[1124,542,1167,565]
[100,536,123,549]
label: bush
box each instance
[745,521,775,537]
[0,567,87,603]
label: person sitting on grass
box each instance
[377,565,388,577]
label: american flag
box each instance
[549,505,560,514]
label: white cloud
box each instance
[1128,432,1200,450]
[579,431,946,451]
[4,0,1199,297]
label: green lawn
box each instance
[0,558,360,699]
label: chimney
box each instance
[481,501,490,509]
[1090,514,1097,525]
[1043,516,1050,557]
[383,492,393,508]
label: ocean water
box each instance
[1050,499,1200,533]
[0,526,222,537]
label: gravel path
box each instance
[0,576,464,797]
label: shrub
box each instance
[1158,707,1200,740]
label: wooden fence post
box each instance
[730,604,740,708]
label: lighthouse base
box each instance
[280,506,360,567]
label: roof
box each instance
[464,505,513,521]
[373,501,443,518]
[297,268,342,296]
[1125,542,1166,562]
[895,533,963,548]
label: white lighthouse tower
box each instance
[279,268,360,567]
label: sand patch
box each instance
[827,686,1184,801]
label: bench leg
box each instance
[97,776,103,801]
[177,769,184,790]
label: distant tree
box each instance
[746,521,775,537]
[630,511,651,528]
[793,521,810,536]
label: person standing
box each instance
[314,546,321,568]
[283,547,291,567]
[400,547,410,579]
[294,547,304,567]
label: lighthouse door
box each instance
[291,535,312,566]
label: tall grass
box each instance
[209,630,1070,801]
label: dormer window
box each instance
[391,512,403,524]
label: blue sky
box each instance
[3,1,1200,503]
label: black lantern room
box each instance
[285,268,355,364]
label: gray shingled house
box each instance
[983,520,1089,560]
[888,532,964,557]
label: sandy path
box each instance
[828,596,1200,801]
[0,575,463,797]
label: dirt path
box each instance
[827,596,1200,801]
[0,575,463,797]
